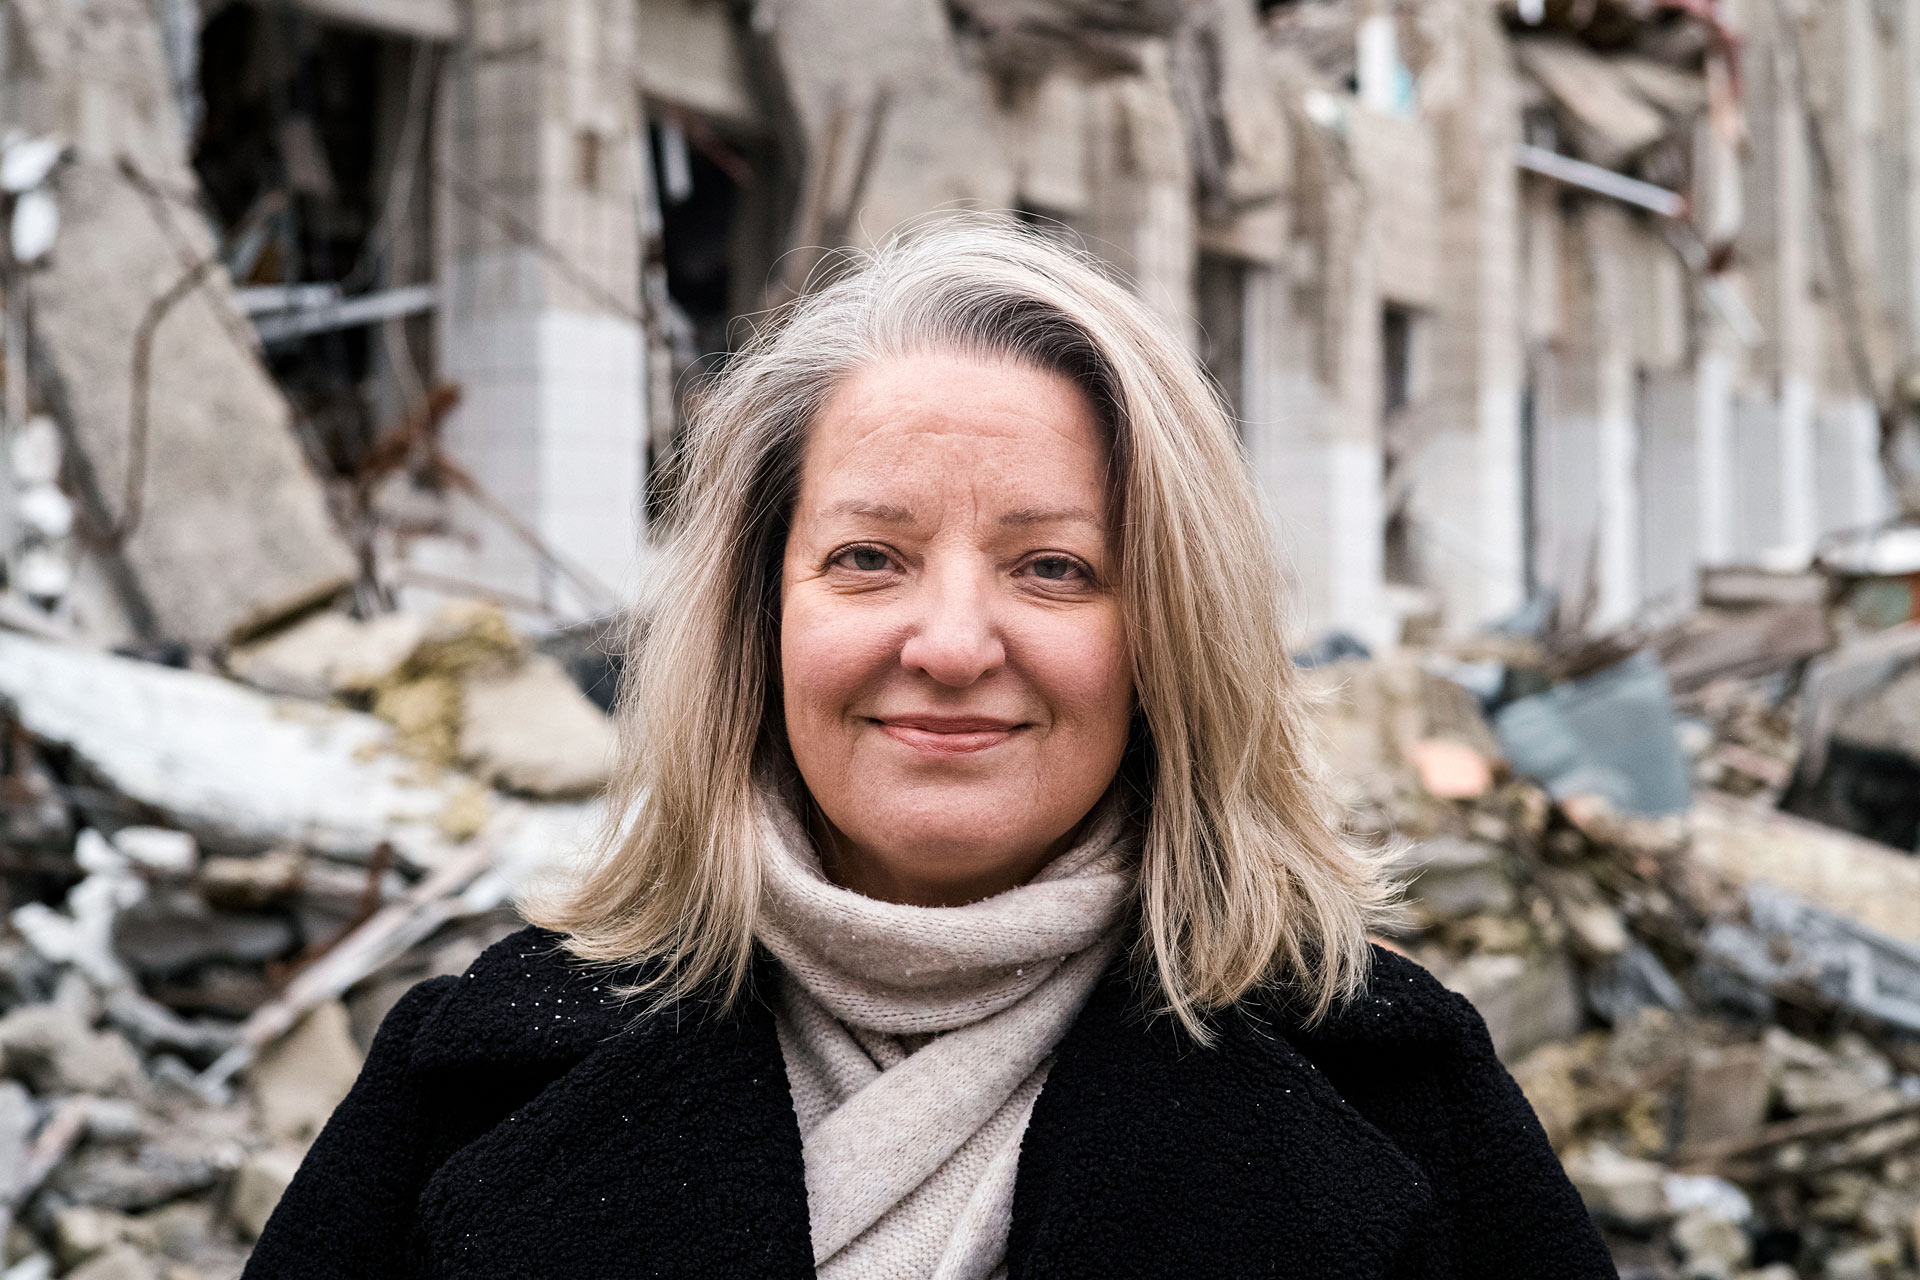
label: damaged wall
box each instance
[3,0,356,649]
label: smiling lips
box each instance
[872,714,1026,755]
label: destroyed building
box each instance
[4,0,1919,654]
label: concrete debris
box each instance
[7,0,357,652]
[460,654,615,798]
[247,1001,361,1146]
[0,999,146,1097]
[1513,37,1669,167]
[0,576,603,1275]
[1564,1142,1671,1228]
[1398,836,1515,921]
[9,190,58,265]
[0,135,64,194]
[1308,605,1920,1275]
[225,611,427,703]
[225,1149,300,1243]
[0,630,599,875]
[61,1246,155,1280]
[1691,796,1920,948]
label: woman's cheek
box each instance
[783,591,884,730]
[1028,607,1132,734]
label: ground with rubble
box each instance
[0,581,1915,1280]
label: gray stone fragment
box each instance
[46,1146,223,1214]
[111,891,293,978]
[226,610,426,701]
[0,1001,145,1097]
[103,991,236,1064]
[460,653,615,798]
[226,1148,301,1242]
[61,1244,155,1280]
[81,1098,147,1146]
[1561,1143,1669,1228]
[0,1081,36,1202]
[247,1000,362,1145]
[1400,837,1516,920]
[1439,949,1583,1062]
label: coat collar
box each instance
[409,929,1442,1278]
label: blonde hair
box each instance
[527,217,1395,1037]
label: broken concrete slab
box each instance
[108,829,196,879]
[1439,949,1583,1062]
[225,611,427,703]
[226,1148,301,1243]
[1562,1142,1670,1228]
[247,999,361,1146]
[0,631,600,878]
[1834,663,1920,761]
[1691,794,1920,949]
[59,1244,155,1280]
[0,1000,145,1097]
[111,893,294,979]
[1399,837,1516,920]
[9,0,355,650]
[1514,37,1667,167]
[52,1207,147,1271]
[459,653,614,798]
[23,158,355,650]
[1682,1044,1770,1149]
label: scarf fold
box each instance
[754,792,1133,1280]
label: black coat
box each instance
[244,925,1617,1279]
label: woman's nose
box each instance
[898,563,1006,687]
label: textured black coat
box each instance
[244,926,1616,1278]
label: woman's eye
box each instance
[840,546,892,572]
[1028,556,1086,582]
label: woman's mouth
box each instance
[870,715,1025,755]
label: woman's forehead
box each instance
[793,353,1111,524]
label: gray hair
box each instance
[526,216,1396,1038]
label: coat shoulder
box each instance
[407,924,642,1074]
[1303,943,1491,1051]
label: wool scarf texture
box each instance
[753,791,1135,1280]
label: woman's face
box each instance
[780,350,1134,906]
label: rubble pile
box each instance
[0,598,610,1280]
[1309,621,1920,1280]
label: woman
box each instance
[246,222,1614,1279]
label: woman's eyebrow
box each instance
[821,499,917,524]
[999,505,1103,529]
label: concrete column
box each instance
[1771,32,1823,559]
[1695,347,1736,564]
[1589,207,1641,627]
[1638,369,1698,607]
[1779,373,1819,552]
[429,0,647,618]
[1820,397,1896,531]
[1732,392,1784,558]
[1242,264,1389,650]
[1906,0,1920,361]
[1403,1,1527,631]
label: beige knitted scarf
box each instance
[753,790,1134,1280]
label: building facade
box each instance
[4,0,1915,650]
